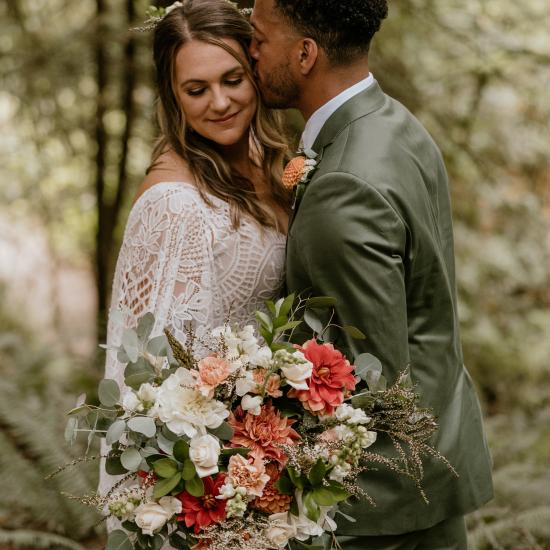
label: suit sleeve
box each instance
[290,171,410,382]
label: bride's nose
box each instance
[210,87,231,113]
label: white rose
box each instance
[241,394,263,416]
[335,403,370,425]
[134,502,171,535]
[281,362,313,390]
[265,512,297,548]
[189,434,220,478]
[158,496,182,516]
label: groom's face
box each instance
[250,0,300,109]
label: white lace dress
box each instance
[99,181,286,526]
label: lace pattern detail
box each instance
[99,182,286,530]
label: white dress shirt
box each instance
[300,73,375,154]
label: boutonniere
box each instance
[282,149,318,191]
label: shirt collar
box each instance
[300,73,375,154]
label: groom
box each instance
[250,0,493,548]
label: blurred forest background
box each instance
[0,0,549,548]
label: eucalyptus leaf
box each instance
[354,353,383,382]
[343,325,366,340]
[121,447,142,472]
[106,455,128,475]
[185,475,205,497]
[169,532,190,550]
[106,419,126,445]
[124,357,154,390]
[153,472,182,499]
[148,334,169,357]
[151,534,165,550]
[67,404,90,417]
[122,328,140,363]
[117,348,130,364]
[98,379,120,407]
[304,308,324,335]
[137,312,155,342]
[64,417,78,446]
[208,421,234,441]
[105,530,133,550]
[157,431,176,455]
[128,416,157,438]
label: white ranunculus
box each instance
[134,497,179,535]
[155,368,229,437]
[189,434,220,478]
[122,390,142,413]
[216,481,236,500]
[250,345,273,368]
[360,430,377,448]
[241,394,263,415]
[280,362,313,390]
[235,370,256,396]
[265,512,297,548]
[137,383,158,405]
[333,424,355,442]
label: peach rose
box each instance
[197,356,232,397]
[227,454,270,498]
[253,368,283,398]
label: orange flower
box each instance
[288,339,357,416]
[253,368,283,398]
[227,454,270,497]
[252,463,292,514]
[282,156,306,189]
[197,356,232,398]
[227,402,300,464]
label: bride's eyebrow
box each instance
[180,66,244,87]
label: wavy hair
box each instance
[150,0,291,230]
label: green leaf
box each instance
[173,439,190,462]
[279,293,295,318]
[343,325,366,340]
[287,466,306,490]
[326,480,350,502]
[305,296,337,308]
[266,300,277,317]
[256,311,273,330]
[98,379,120,407]
[304,309,324,335]
[311,487,337,506]
[259,325,273,346]
[296,543,324,550]
[182,459,196,480]
[308,458,326,487]
[272,314,289,330]
[121,520,141,532]
[354,353,382,381]
[185,475,205,497]
[106,455,128,475]
[106,530,133,550]
[137,312,155,342]
[274,320,303,335]
[64,417,78,446]
[122,328,140,363]
[153,458,179,478]
[153,472,182,499]
[128,416,157,438]
[124,358,155,390]
[274,475,294,495]
[303,491,320,522]
[151,534,165,550]
[148,334,169,357]
[120,447,142,472]
[106,419,126,445]
[67,404,90,417]
[157,431,176,455]
[208,421,234,441]
[169,532,191,549]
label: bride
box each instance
[100,0,292,527]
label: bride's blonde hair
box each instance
[150,0,291,229]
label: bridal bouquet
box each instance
[61,295,448,550]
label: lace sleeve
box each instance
[99,184,215,523]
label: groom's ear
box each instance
[296,38,318,76]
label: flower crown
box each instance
[133,0,252,32]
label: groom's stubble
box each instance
[256,58,300,110]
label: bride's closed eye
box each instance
[186,77,244,97]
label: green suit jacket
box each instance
[285,81,493,536]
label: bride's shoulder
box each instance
[133,150,199,206]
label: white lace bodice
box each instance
[99,181,286,522]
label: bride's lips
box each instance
[209,111,240,124]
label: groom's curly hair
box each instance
[273,0,388,66]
